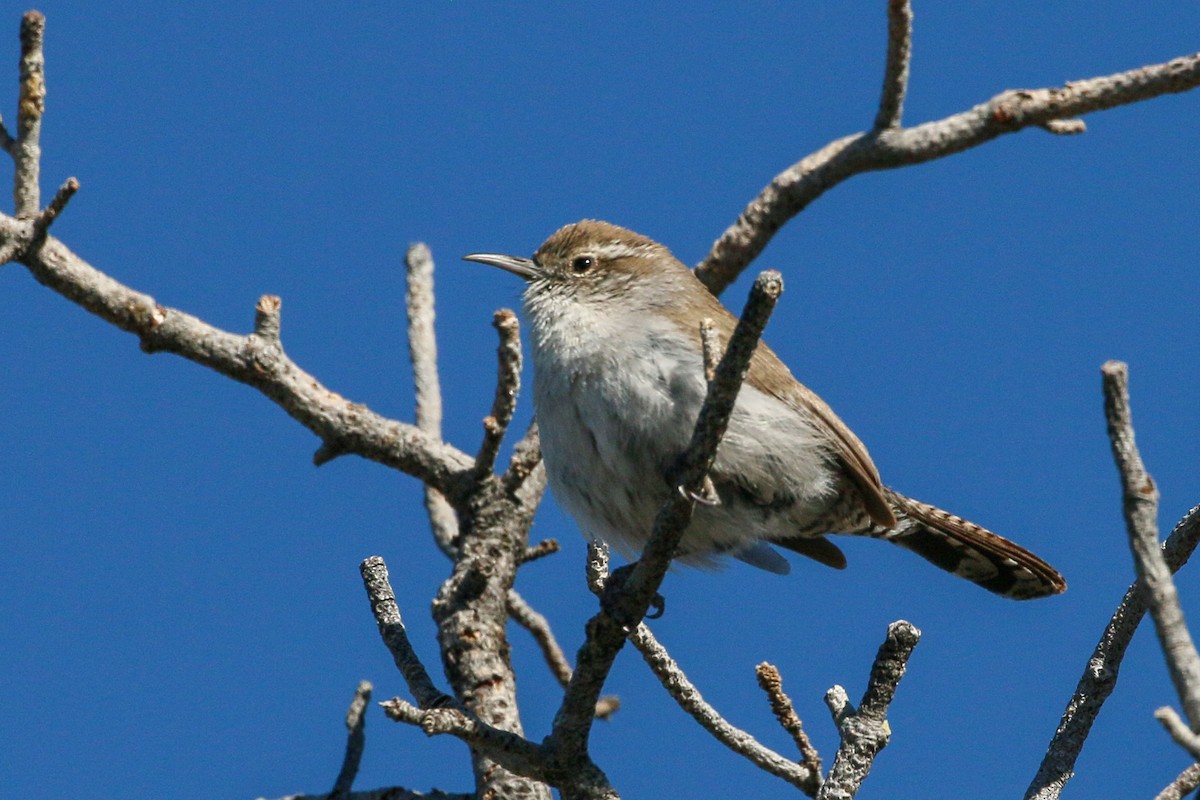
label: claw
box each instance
[678,475,720,506]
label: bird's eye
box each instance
[571,255,594,273]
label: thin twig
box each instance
[547,270,783,766]
[593,696,620,720]
[14,11,45,217]
[475,309,522,475]
[756,662,823,781]
[40,176,78,222]
[501,421,546,503]
[329,680,372,800]
[0,176,79,266]
[0,115,14,155]
[519,538,560,565]
[824,686,853,729]
[359,556,453,710]
[699,318,720,383]
[254,294,282,341]
[696,50,1200,295]
[379,698,549,783]
[874,0,913,130]
[1154,761,1200,800]
[1156,707,1200,761]
[26,175,78,249]
[405,243,460,557]
[817,621,921,800]
[1102,361,1200,732]
[508,589,573,689]
[586,540,610,596]
[1025,503,1200,800]
[1041,118,1086,134]
[630,623,819,794]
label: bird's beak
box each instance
[462,252,540,280]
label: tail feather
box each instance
[873,489,1066,600]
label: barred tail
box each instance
[871,488,1066,600]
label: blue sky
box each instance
[2,3,1199,798]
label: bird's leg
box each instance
[665,454,721,506]
[600,562,667,624]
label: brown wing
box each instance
[670,266,896,529]
[747,342,898,528]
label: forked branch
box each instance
[1102,362,1200,750]
[818,621,921,800]
[1025,365,1200,800]
[696,46,1200,294]
[1,221,479,500]
[631,623,821,794]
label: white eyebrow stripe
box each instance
[591,241,658,260]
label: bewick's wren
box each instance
[465,220,1065,599]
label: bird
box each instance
[464,220,1066,599]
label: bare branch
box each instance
[756,662,823,781]
[824,686,853,728]
[586,540,610,596]
[630,623,819,794]
[1041,118,1086,134]
[508,589,574,689]
[0,175,77,266]
[405,243,461,557]
[1102,361,1200,732]
[329,680,372,800]
[859,621,919,717]
[1154,762,1200,800]
[519,538,561,565]
[1,219,477,501]
[26,175,77,246]
[406,243,443,435]
[547,270,783,766]
[13,11,45,217]
[475,309,522,475]
[593,696,620,720]
[874,0,913,130]
[1156,707,1200,761]
[699,318,720,383]
[254,294,283,340]
[501,421,547,504]
[818,621,921,800]
[379,698,549,785]
[1026,503,1200,800]
[359,556,454,710]
[696,51,1200,295]
[0,114,13,155]
[0,219,28,264]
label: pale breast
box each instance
[527,300,839,562]
[531,310,700,555]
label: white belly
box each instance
[529,307,835,566]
